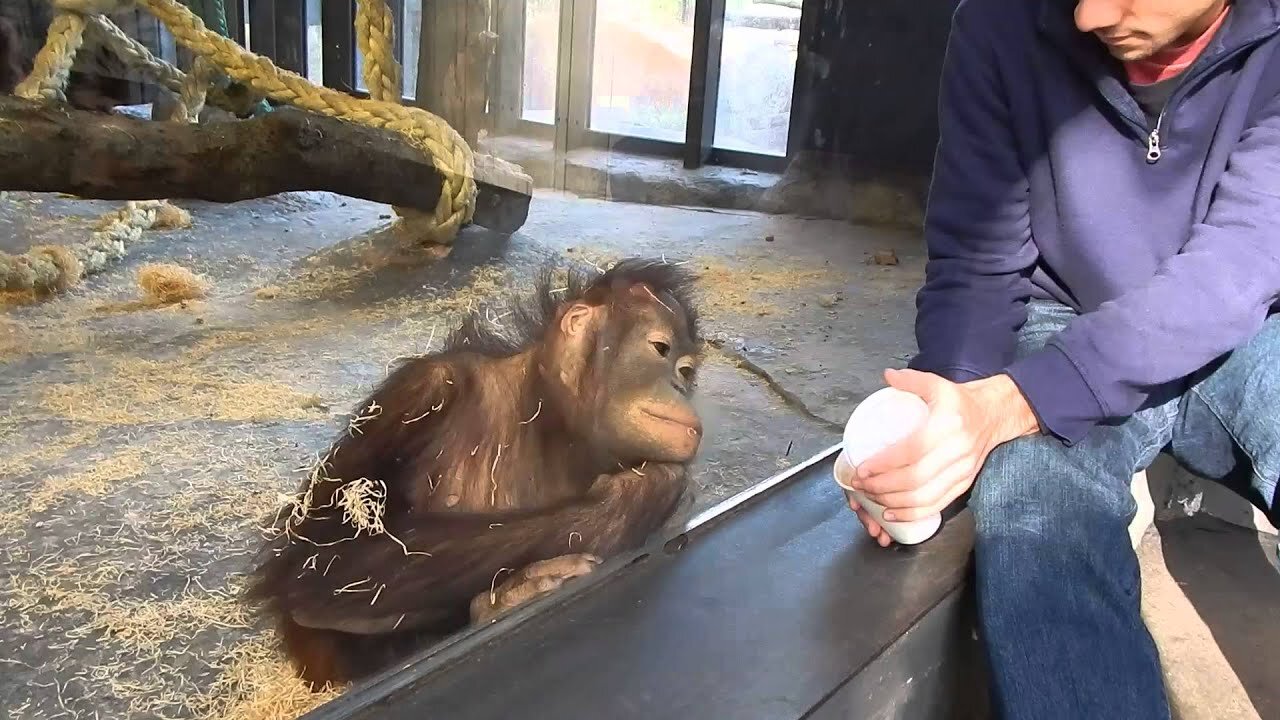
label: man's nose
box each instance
[1074,0,1125,33]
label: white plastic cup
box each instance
[833,386,942,546]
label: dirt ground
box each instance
[0,189,924,719]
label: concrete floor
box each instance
[0,189,918,718]
[0,189,1275,719]
[1139,517,1280,720]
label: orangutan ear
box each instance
[559,302,600,338]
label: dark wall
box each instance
[789,0,957,185]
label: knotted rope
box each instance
[1,201,192,294]
[3,0,476,294]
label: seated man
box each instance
[836,0,1280,718]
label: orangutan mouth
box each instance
[640,407,702,436]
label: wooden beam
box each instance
[491,1,525,133]
[0,96,528,234]
[471,152,533,235]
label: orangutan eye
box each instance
[678,365,696,383]
[650,340,671,357]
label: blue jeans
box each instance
[970,300,1280,720]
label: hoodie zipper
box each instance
[1146,106,1166,163]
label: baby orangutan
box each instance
[245,258,706,689]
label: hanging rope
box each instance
[355,0,401,104]
[146,0,476,241]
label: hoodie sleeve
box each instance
[1005,89,1280,444]
[907,3,1040,383]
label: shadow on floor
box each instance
[1157,512,1280,720]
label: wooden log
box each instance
[473,151,533,234]
[0,95,531,234]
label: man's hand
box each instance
[842,368,1040,542]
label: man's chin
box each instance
[1105,44,1155,62]
[1095,35,1156,62]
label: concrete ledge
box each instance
[477,135,927,230]
[1139,519,1280,720]
[1133,458,1279,720]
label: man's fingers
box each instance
[869,461,977,520]
[857,441,959,499]
[861,510,892,546]
[888,480,972,522]
[854,389,948,480]
[854,426,931,479]
[850,497,894,547]
[857,508,883,537]
[846,493,885,539]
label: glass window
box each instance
[713,0,800,156]
[403,0,422,98]
[588,0,694,142]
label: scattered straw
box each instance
[489,444,504,506]
[27,447,149,513]
[198,635,342,720]
[688,255,837,318]
[38,357,328,425]
[335,480,385,535]
[137,262,209,304]
[4,561,252,668]
[0,424,349,718]
[153,203,194,230]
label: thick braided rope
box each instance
[13,12,86,101]
[354,0,445,232]
[0,201,191,293]
[355,0,400,104]
[137,0,476,243]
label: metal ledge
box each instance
[303,445,981,719]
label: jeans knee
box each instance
[970,434,1139,544]
[1183,316,1280,506]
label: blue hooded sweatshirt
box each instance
[909,0,1280,444]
